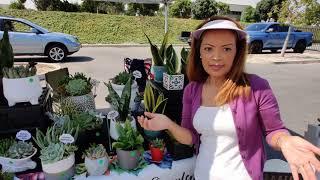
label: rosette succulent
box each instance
[7,141,34,159]
[40,143,65,164]
[65,79,89,96]
[84,144,108,160]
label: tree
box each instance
[191,0,218,20]
[278,0,320,25]
[255,0,284,21]
[9,0,26,9]
[60,0,80,12]
[32,0,61,11]
[170,0,192,18]
[127,4,159,16]
[81,0,124,14]
[216,2,230,15]
[81,0,99,13]
[241,6,260,22]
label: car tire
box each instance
[249,41,263,54]
[46,44,67,62]
[271,49,278,53]
[293,40,306,53]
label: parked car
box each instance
[0,16,81,62]
[246,22,313,54]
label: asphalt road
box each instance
[15,47,320,137]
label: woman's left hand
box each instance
[280,135,320,180]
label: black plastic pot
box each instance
[164,132,194,161]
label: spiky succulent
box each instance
[7,141,35,159]
[111,71,131,85]
[150,138,164,149]
[0,138,15,157]
[40,143,65,164]
[84,144,108,160]
[2,64,37,79]
[65,79,89,96]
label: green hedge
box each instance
[0,9,201,44]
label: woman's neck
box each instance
[206,76,225,89]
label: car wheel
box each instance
[249,41,262,54]
[293,40,306,53]
[271,49,278,53]
[46,45,67,62]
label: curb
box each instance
[273,59,320,64]
[82,44,188,47]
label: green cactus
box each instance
[7,141,35,159]
[150,138,164,149]
[84,144,108,160]
[0,27,14,75]
[65,79,89,96]
[40,143,65,164]
[2,63,37,79]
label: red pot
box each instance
[150,145,164,162]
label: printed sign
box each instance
[107,110,119,120]
[16,130,31,141]
[133,70,142,79]
[59,134,75,144]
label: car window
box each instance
[279,24,289,32]
[245,24,268,31]
[268,24,280,32]
[5,20,34,33]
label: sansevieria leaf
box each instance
[144,33,164,66]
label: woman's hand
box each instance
[280,135,320,180]
[137,112,173,131]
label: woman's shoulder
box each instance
[246,73,271,90]
[184,81,203,95]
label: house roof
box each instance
[216,0,259,8]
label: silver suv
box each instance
[0,16,81,62]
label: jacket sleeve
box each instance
[253,77,290,145]
[181,82,199,146]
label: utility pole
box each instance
[281,20,292,57]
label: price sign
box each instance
[107,110,119,120]
[16,130,31,141]
[133,70,142,79]
[59,134,75,144]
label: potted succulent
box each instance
[0,139,37,173]
[33,119,79,180]
[2,63,42,106]
[112,120,144,170]
[83,144,109,176]
[163,45,185,90]
[105,77,137,140]
[57,73,97,112]
[143,81,168,138]
[109,71,139,110]
[149,138,165,163]
[181,47,190,86]
[145,32,168,83]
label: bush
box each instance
[241,6,260,22]
[9,1,25,10]
[126,4,159,16]
[170,0,192,18]
[191,0,218,20]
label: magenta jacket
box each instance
[181,74,290,180]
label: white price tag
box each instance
[133,70,142,79]
[59,134,75,144]
[16,130,31,142]
[107,110,119,120]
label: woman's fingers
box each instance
[144,112,155,119]
[307,143,320,156]
[290,165,299,180]
[304,163,317,180]
[299,165,309,180]
[309,156,320,172]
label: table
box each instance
[75,156,196,180]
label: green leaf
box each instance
[159,32,169,59]
[144,32,164,66]
[105,82,121,111]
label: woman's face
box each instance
[200,29,237,80]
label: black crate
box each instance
[0,88,52,134]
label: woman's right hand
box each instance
[137,112,173,131]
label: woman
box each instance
[138,16,320,180]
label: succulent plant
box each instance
[2,63,37,79]
[144,81,167,114]
[65,79,89,96]
[112,120,144,151]
[0,138,15,157]
[150,138,164,149]
[181,47,189,75]
[70,111,103,131]
[111,71,132,85]
[40,143,65,164]
[145,32,169,66]
[7,141,35,159]
[165,45,180,75]
[105,77,132,123]
[84,144,108,160]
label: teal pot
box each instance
[116,149,139,170]
[152,66,166,83]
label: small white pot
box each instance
[65,92,96,112]
[111,81,139,110]
[84,156,109,176]
[2,76,42,106]
[42,154,75,179]
[109,116,136,140]
[0,148,37,173]
[163,73,184,90]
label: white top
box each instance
[193,105,252,180]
